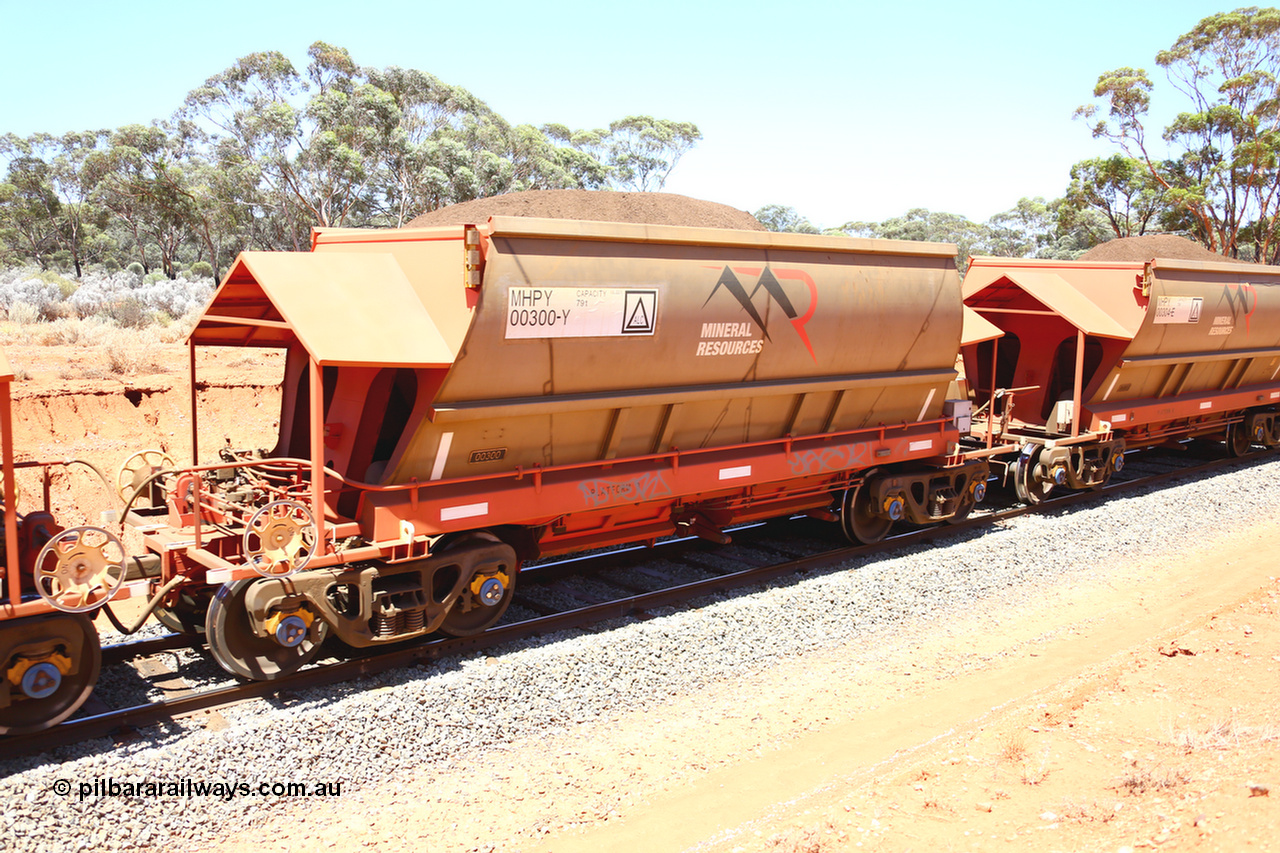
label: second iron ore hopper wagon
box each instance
[122,217,986,680]
[962,255,1280,502]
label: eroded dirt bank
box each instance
[4,344,282,526]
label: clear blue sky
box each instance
[0,0,1240,229]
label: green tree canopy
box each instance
[753,204,819,234]
[597,116,702,192]
[1076,7,1280,260]
[831,198,1107,272]
[0,42,703,280]
[1060,155,1166,238]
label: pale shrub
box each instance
[7,301,40,325]
[0,276,63,318]
[99,326,166,375]
[71,271,213,319]
[34,316,117,347]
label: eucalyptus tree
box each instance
[753,204,820,233]
[597,116,702,191]
[1060,155,1166,238]
[87,124,207,277]
[0,134,66,270]
[984,197,1059,258]
[1076,7,1280,259]
[0,131,115,275]
[835,208,993,271]
[180,42,403,246]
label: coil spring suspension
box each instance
[371,612,402,639]
[929,487,957,518]
[371,607,428,638]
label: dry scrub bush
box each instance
[1,313,199,358]
[769,821,839,853]
[991,730,1052,785]
[1,265,214,329]
[1116,764,1188,795]
[997,730,1029,763]
[1051,798,1115,823]
[157,313,197,344]
[101,331,167,376]
[7,301,39,325]
[1166,713,1280,752]
[34,317,117,347]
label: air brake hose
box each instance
[61,458,117,504]
[116,469,179,534]
[100,573,187,636]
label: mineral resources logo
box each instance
[700,265,818,360]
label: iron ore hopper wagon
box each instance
[961,256,1280,502]
[114,217,986,683]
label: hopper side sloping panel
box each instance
[1097,262,1280,407]
[401,231,962,480]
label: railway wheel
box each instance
[947,478,986,525]
[437,533,519,637]
[1014,447,1055,505]
[0,613,101,735]
[841,472,892,545]
[206,580,328,681]
[1226,422,1253,458]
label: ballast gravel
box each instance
[4,456,1280,851]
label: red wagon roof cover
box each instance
[960,305,1004,345]
[964,258,1145,340]
[188,251,456,367]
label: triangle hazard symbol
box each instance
[625,298,651,331]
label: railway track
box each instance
[1,444,1267,761]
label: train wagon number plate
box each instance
[506,287,657,338]
[1152,295,1203,325]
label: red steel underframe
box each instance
[1088,382,1280,435]
[0,456,99,619]
[15,370,1277,617]
[140,412,962,588]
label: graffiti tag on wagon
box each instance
[579,471,673,507]
[786,437,933,477]
[788,442,873,477]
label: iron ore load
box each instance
[2,212,1279,735]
